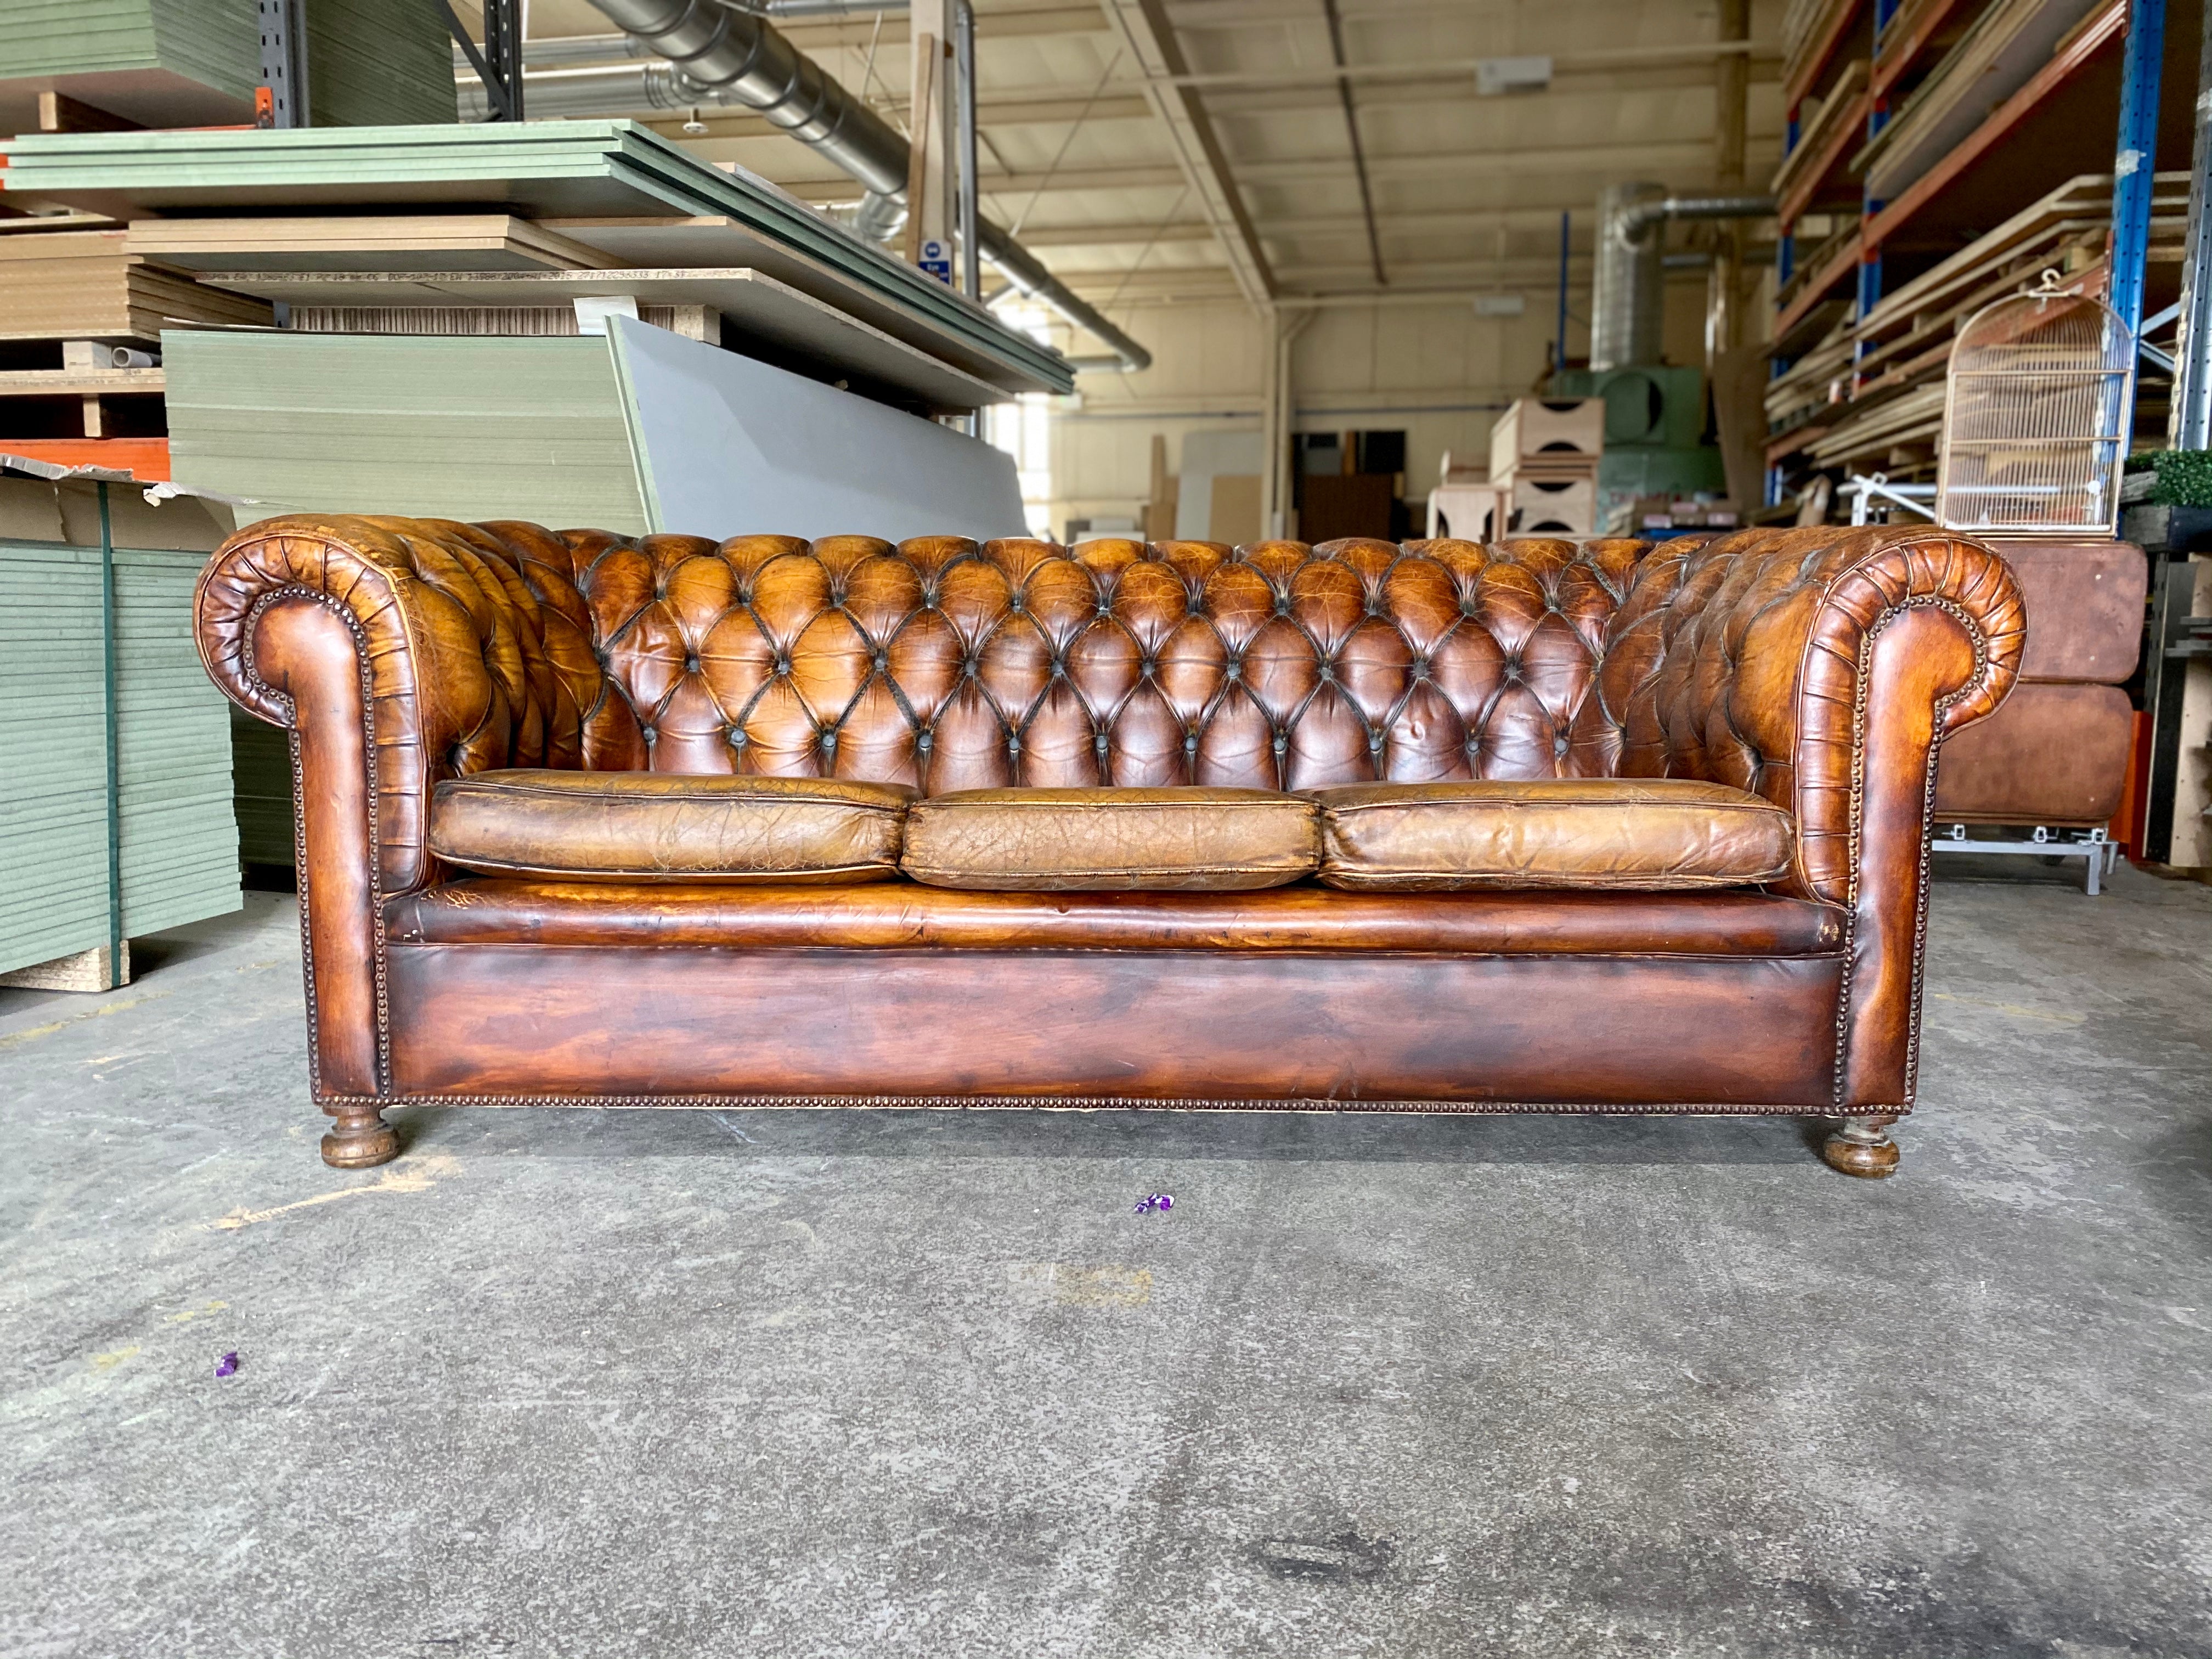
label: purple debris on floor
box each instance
[215,1351,239,1378]
[1134,1193,1175,1214]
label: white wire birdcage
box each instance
[1936,275,2133,536]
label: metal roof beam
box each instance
[1098,0,1277,303]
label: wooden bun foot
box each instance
[1821,1115,1900,1179]
[321,1107,400,1169]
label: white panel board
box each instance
[606,315,1025,543]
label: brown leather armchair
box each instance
[195,518,2023,1178]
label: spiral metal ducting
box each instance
[583,0,1152,371]
[1590,183,1773,369]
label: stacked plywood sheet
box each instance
[0,535,240,980]
[126,215,618,274]
[1861,0,2106,202]
[0,0,455,133]
[0,230,272,342]
[193,268,1007,411]
[0,122,1074,396]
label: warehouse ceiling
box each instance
[488,0,1787,309]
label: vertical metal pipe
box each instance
[955,0,980,299]
[98,482,122,987]
[1555,211,1570,373]
[2170,0,2212,445]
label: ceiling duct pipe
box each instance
[1590,182,1773,369]
[580,0,1152,372]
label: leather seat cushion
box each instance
[1312,779,1795,890]
[388,881,1847,956]
[901,787,1321,891]
[428,770,915,883]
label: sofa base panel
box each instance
[383,945,1846,1107]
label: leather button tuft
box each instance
[917,731,934,752]
[1007,735,1021,753]
[1183,733,1198,752]
[1272,733,1286,755]
[1554,736,1569,757]
[685,656,700,673]
[873,651,888,672]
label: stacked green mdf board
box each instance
[0,0,453,132]
[162,330,651,529]
[0,538,240,977]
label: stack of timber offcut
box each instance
[1766,173,2187,481]
[0,227,271,456]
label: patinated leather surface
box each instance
[429,769,912,883]
[385,945,1846,1107]
[195,516,2024,1116]
[1591,527,2024,905]
[387,880,1847,956]
[1312,778,1793,890]
[902,786,1319,890]
[1933,682,2134,824]
[197,516,610,896]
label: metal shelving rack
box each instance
[1765,0,2187,500]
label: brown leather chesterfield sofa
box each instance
[194,517,2024,1180]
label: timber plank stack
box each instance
[1766,172,2187,482]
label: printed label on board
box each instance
[919,238,952,283]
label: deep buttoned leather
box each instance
[902,786,1319,890]
[1312,779,1795,890]
[196,517,2026,1118]
[429,770,913,883]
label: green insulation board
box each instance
[162,330,651,532]
[0,0,454,130]
[0,538,240,975]
[228,703,294,867]
[0,122,1069,394]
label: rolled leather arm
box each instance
[1586,525,2026,1110]
[195,514,612,895]
[1592,524,2025,904]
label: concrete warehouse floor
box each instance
[2,862,2209,1659]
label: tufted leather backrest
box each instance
[503,529,1656,792]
